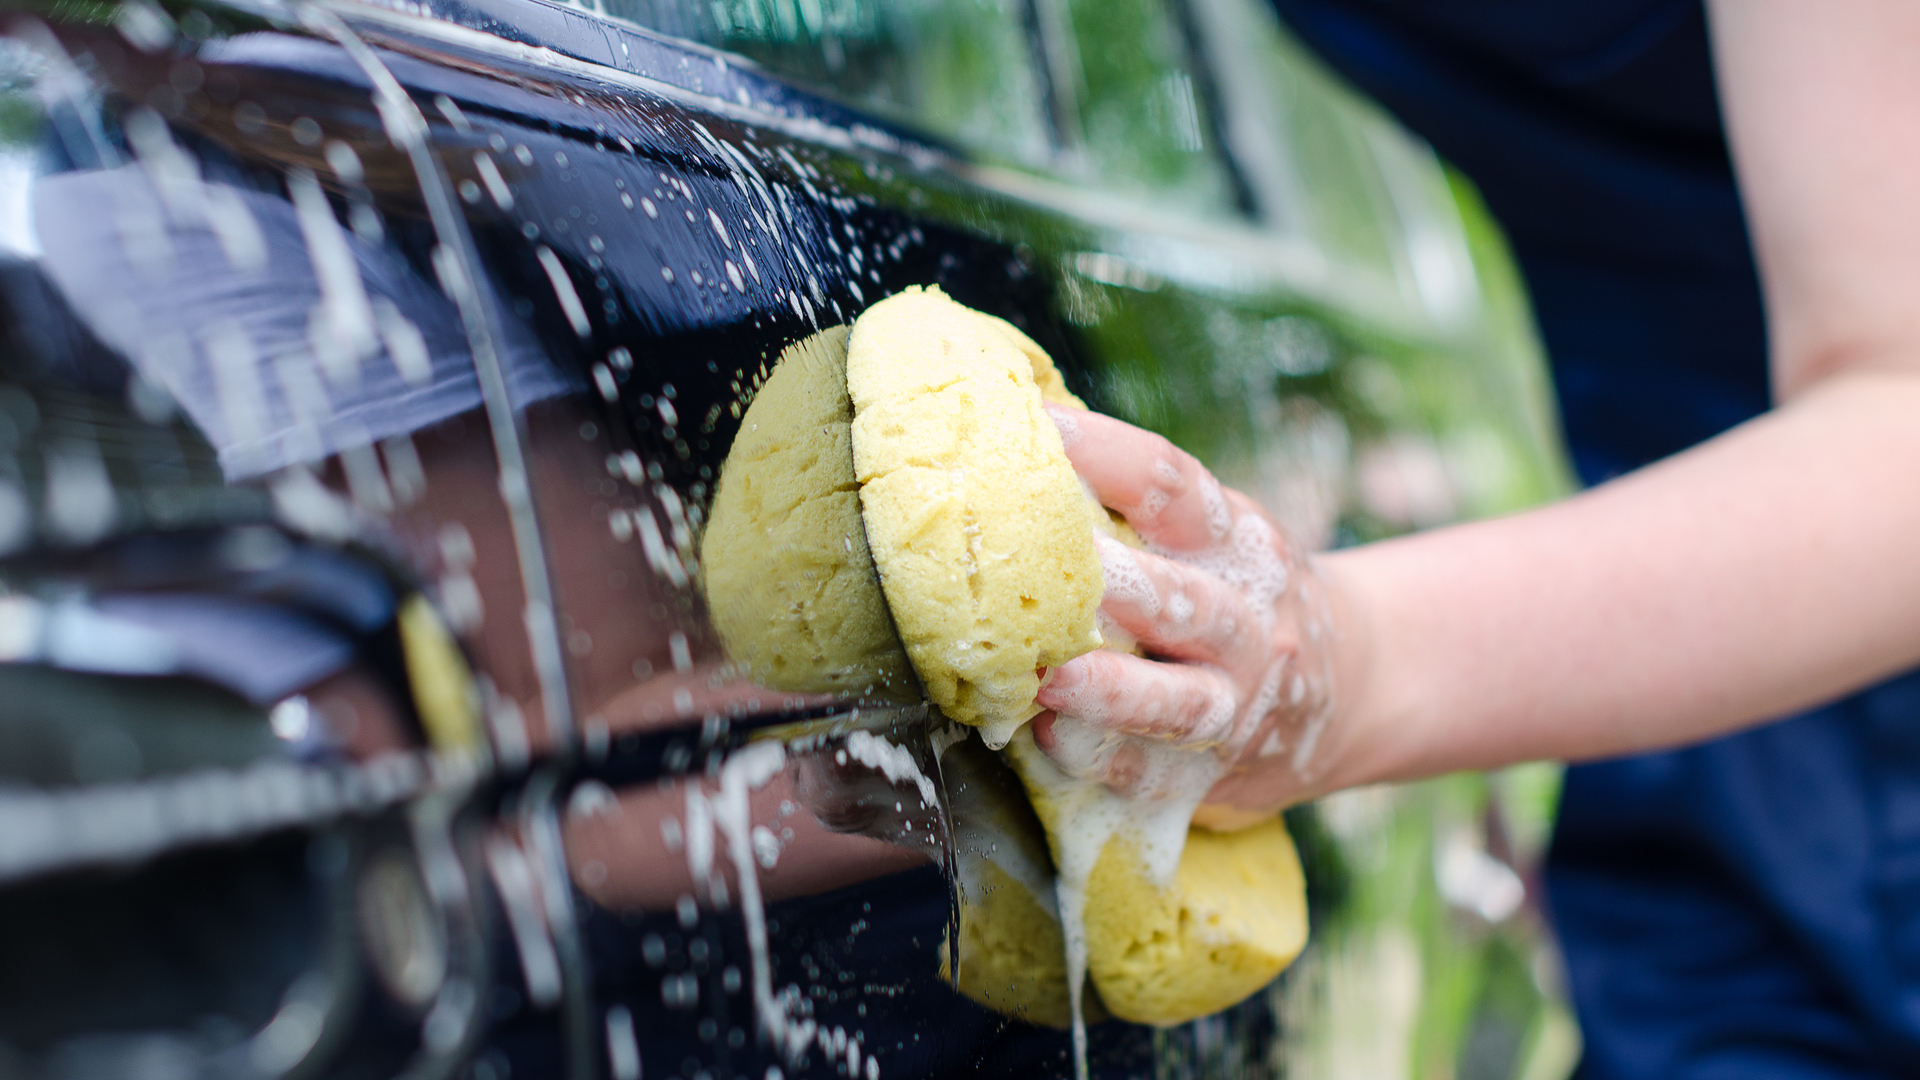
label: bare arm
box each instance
[1038,0,1920,814]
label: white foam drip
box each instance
[683,786,714,884]
[1011,723,1226,1080]
[712,741,826,1064]
[1291,689,1333,775]
[978,716,1024,751]
[841,730,938,809]
[1244,661,1287,745]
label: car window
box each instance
[605,0,1055,169]
[1188,0,1472,314]
[1047,0,1246,222]
[593,0,1248,223]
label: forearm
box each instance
[1055,1,1920,818]
[1313,0,1920,792]
[1318,368,1920,792]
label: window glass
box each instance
[1187,0,1416,286]
[602,0,1055,169]
[1052,0,1244,221]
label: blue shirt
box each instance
[1269,2,1920,1076]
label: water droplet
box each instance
[473,152,515,210]
[535,245,592,337]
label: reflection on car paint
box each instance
[0,0,1579,1077]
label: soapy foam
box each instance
[1047,656,1238,751]
[1006,725,1227,1080]
[1244,662,1287,744]
[1137,487,1172,521]
[1157,512,1289,637]
[1198,473,1232,543]
[1185,677,1239,748]
[1093,610,1140,657]
[1031,491,1322,1060]
[1165,591,1194,630]
[1051,407,1083,449]
[842,729,938,809]
[710,741,830,1065]
[973,716,1023,751]
[1150,458,1182,489]
[1093,535,1158,617]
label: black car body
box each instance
[0,0,1574,1077]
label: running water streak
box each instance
[709,740,820,1061]
[1010,723,1228,1080]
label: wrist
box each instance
[1306,549,1395,794]
[1196,548,1392,818]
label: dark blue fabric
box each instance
[1267,2,1920,1076]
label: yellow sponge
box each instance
[700,327,919,702]
[846,286,1105,749]
[1003,732,1309,1026]
[1083,820,1307,1024]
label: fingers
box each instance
[1035,649,1238,745]
[1047,404,1233,553]
[1031,712,1151,793]
[1094,534,1265,667]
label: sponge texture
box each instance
[1082,821,1307,1024]
[846,286,1104,741]
[701,327,918,701]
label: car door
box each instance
[0,0,1576,1078]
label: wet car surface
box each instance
[0,0,1577,1077]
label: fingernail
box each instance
[1036,660,1081,704]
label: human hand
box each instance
[1030,405,1338,823]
